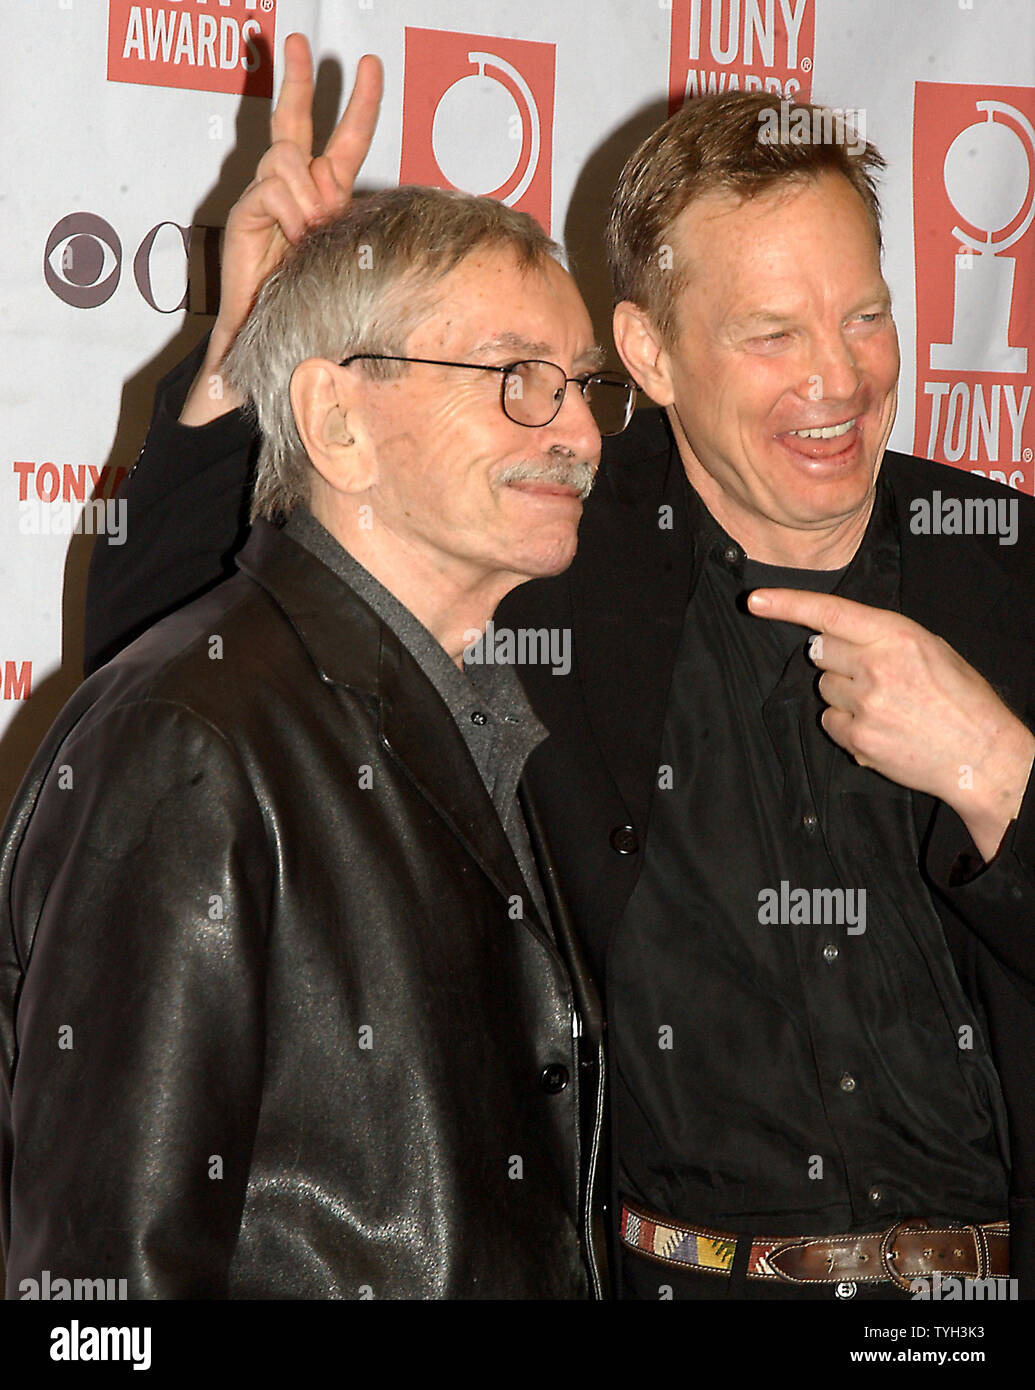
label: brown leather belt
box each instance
[620,1199,1010,1286]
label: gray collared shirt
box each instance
[283,507,550,926]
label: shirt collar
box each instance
[282,507,544,738]
[686,464,901,612]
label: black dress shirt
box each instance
[613,478,1009,1261]
[284,507,551,926]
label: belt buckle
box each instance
[879,1217,931,1290]
[880,1218,992,1288]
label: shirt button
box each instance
[823,943,839,963]
[539,1064,570,1094]
[723,545,741,566]
[470,711,488,726]
[869,1187,883,1205]
[802,812,819,832]
[839,1073,857,1093]
[610,825,639,855]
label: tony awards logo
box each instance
[399,29,555,231]
[930,100,1034,375]
[432,52,541,209]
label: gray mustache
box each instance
[498,458,597,500]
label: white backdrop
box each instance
[2,0,1033,815]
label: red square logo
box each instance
[668,0,815,112]
[399,28,555,234]
[913,82,1035,488]
[107,0,277,98]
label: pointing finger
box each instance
[748,588,895,644]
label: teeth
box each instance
[788,418,856,440]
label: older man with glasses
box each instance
[0,172,630,1298]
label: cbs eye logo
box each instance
[43,212,218,312]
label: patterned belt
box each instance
[620,1200,1010,1286]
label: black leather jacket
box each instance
[0,521,605,1298]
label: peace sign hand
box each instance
[181,34,382,425]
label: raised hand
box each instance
[748,588,1035,862]
[181,34,383,426]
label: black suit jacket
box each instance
[83,345,1035,1293]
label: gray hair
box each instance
[223,185,561,521]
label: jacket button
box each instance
[610,825,639,855]
[539,1064,570,1094]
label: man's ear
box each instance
[289,358,376,495]
[612,301,675,407]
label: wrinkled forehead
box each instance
[414,247,595,357]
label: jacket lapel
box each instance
[237,520,548,934]
[375,627,550,926]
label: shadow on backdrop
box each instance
[563,94,670,366]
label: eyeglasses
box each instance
[338,354,640,436]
